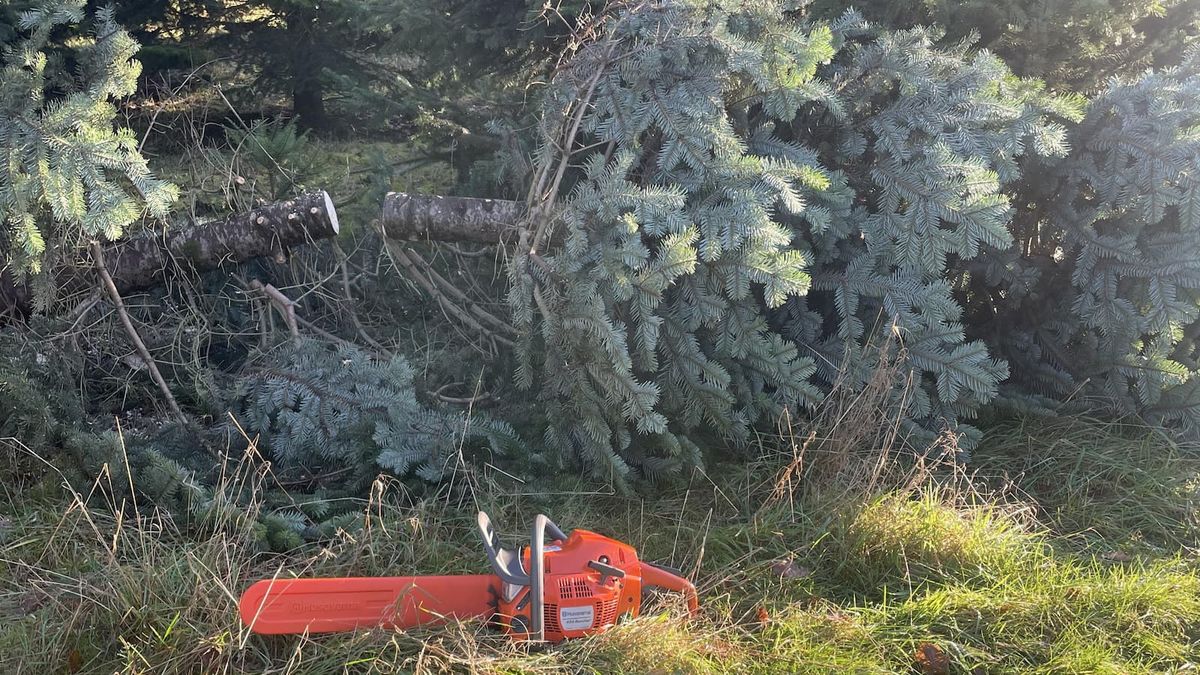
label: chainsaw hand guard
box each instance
[475,511,529,586]
[238,511,699,642]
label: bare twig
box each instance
[138,58,228,152]
[427,390,496,405]
[402,247,517,337]
[333,243,393,355]
[61,288,102,335]
[293,314,359,349]
[427,380,496,405]
[254,291,271,349]
[446,243,494,258]
[90,242,186,425]
[527,35,620,254]
[432,381,465,395]
[249,280,299,340]
[382,238,514,348]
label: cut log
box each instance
[2,191,340,315]
[380,192,522,244]
[104,190,340,292]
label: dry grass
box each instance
[6,364,1200,673]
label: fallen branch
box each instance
[250,280,299,341]
[401,247,517,337]
[382,239,515,349]
[90,242,187,425]
[334,243,393,356]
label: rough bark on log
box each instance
[104,190,339,291]
[2,191,339,315]
[380,192,522,244]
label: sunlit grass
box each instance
[3,416,1199,673]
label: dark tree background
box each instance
[88,0,1197,142]
[99,0,589,134]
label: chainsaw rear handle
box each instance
[640,562,700,615]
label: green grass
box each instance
[3,416,1200,673]
[973,417,1200,553]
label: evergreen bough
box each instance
[988,47,1200,436]
[1,0,176,307]
[507,0,1200,485]
[238,339,521,486]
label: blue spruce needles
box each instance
[0,1,177,307]
[988,47,1200,436]
[509,1,1077,484]
[238,339,520,485]
[511,2,834,484]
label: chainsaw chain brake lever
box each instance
[475,511,569,585]
[476,511,529,585]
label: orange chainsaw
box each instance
[238,512,699,642]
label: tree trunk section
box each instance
[288,8,327,131]
[104,190,339,291]
[292,85,327,131]
[2,191,340,316]
[380,192,523,244]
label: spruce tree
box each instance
[984,47,1200,436]
[0,0,176,307]
[506,1,1072,484]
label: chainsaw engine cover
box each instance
[498,528,643,641]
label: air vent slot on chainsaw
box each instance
[596,598,618,627]
[558,575,591,599]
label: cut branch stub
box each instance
[381,192,522,244]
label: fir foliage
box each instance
[0,0,176,304]
[985,47,1200,437]
[511,2,1071,482]
[809,0,1199,91]
[510,3,826,483]
[784,26,1073,451]
[0,327,84,473]
[7,0,1200,499]
[507,0,1200,483]
[238,339,520,486]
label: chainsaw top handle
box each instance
[528,514,563,641]
[476,511,569,642]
